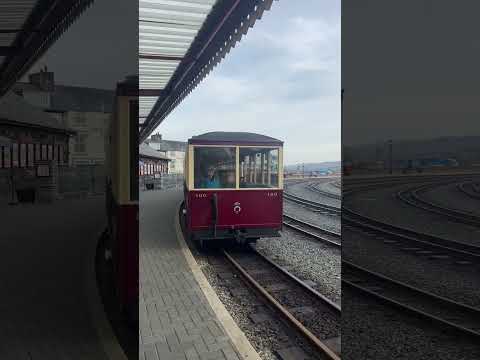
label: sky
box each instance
[152,0,341,166]
[342,0,480,146]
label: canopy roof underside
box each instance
[0,0,93,97]
[139,0,277,142]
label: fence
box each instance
[140,173,183,191]
[58,164,106,198]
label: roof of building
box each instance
[188,132,283,146]
[14,82,115,113]
[146,138,187,152]
[0,92,73,133]
[139,143,171,161]
[0,0,93,96]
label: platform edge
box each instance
[84,226,129,360]
[174,201,262,360]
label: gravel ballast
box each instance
[256,228,341,305]
[284,201,340,234]
[343,287,480,360]
[345,183,480,246]
[286,180,341,208]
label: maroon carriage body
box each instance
[184,132,284,242]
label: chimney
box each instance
[151,133,162,142]
[29,67,55,92]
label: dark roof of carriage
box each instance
[188,132,283,146]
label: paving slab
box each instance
[140,190,260,360]
[0,198,110,359]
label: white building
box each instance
[13,68,114,167]
[145,133,186,174]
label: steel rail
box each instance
[342,206,480,260]
[457,181,480,200]
[307,183,341,200]
[283,214,341,248]
[343,260,480,338]
[397,183,480,227]
[283,192,341,215]
[250,247,341,313]
[223,249,341,360]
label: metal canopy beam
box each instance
[139,89,163,96]
[139,54,185,62]
[0,47,19,56]
[0,0,94,97]
[139,0,276,143]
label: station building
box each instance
[0,92,74,204]
[13,68,114,167]
[12,69,115,196]
[139,143,171,190]
[144,133,186,174]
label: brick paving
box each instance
[0,198,108,359]
[140,190,242,360]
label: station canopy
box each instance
[0,0,93,97]
[139,0,277,142]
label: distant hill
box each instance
[285,161,341,173]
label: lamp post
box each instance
[387,139,393,174]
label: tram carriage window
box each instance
[194,147,236,189]
[239,147,279,188]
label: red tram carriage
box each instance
[105,76,138,320]
[183,132,284,247]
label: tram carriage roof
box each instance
[188,131,283,146]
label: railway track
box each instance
[457,181,480,200]
[283,213,341,248]
[397,182,480,227]
[223,247,341,360]
[342,206,480,262]
[307,182,341,201]
[342,260,480,338]
[284,192,341,215]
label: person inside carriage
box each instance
[202,165,221,188]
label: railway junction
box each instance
[342,171,480,359]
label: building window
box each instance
[41,144,47,160]
[12,143,19,167]
[58,144,64,164]
[74,133,87,153]
[74,113,86,125]
[3,146,11,168]
[28,144,34,167]
[35,144,41,161]
[20,144,26,167]
[47,144,53,160]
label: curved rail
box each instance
[457,181,480,200]
[283,214,341,248]
[223,249,341,360]
[307,182,341,200]
[343,260,480,338]
[342,205,480,260]
[284,192,340,215]
[397,183,480,227]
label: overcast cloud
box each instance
[154,0,340,165]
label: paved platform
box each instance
[140,189,259,360]
[0,198,110,359]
